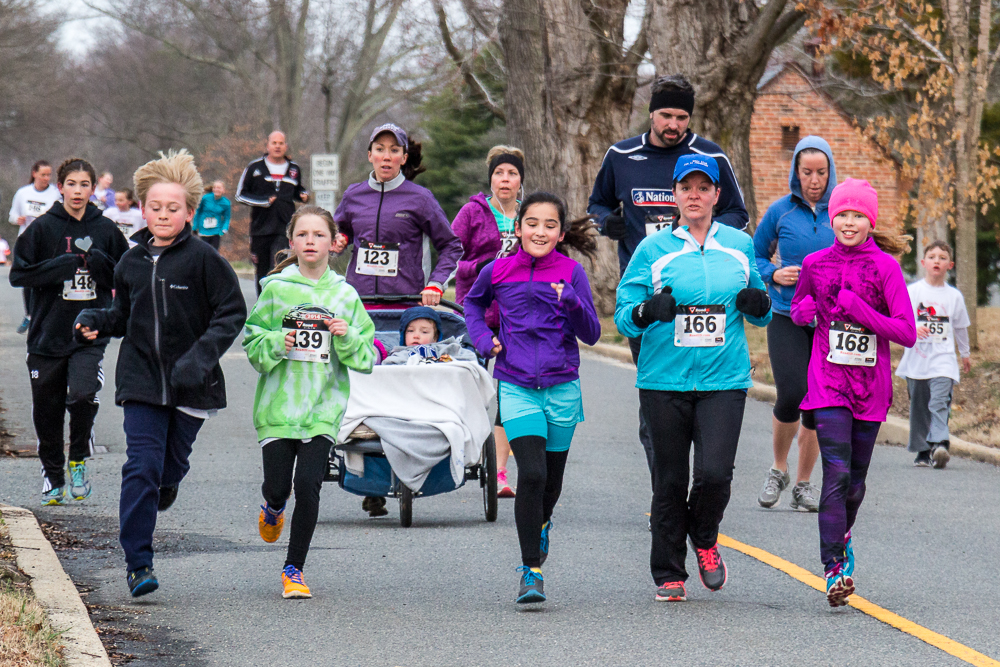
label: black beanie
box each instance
[649,88,695,114]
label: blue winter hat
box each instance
[399,306,442,345]
[673,154,720,185]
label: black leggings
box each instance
[641,389,746,585]
[261,438,330,571]
[507,436,569,568]
[767,313,816,429]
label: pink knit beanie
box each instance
[828,178,879,228]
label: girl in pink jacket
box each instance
[790,178,915,608]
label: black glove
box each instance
[736,287,771,318]
[631,287,676,326]
[603,214,627,241]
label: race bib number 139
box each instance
[283,305,334,363]
[674,305,726,347]
[827,321,877,367]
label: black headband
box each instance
[649,88,694,114]
[488,154,524,181]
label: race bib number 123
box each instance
[356,242,399,277]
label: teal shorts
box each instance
[499,380,583,452]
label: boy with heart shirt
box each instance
[894,240,972,469]
[9,157,129,506]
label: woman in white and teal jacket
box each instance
[243,206,375,599]
[615,155,771,603]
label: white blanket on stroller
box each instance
[337,361,496,490]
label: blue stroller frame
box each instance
[325,295,498,527]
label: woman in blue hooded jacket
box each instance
[752,136,837,513]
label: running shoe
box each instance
[516,566,545,604]
[695,544,727,591]
[16,316,30,335]
[655,581,687,601]
[281,565,312,599]
[497,468,515,498]
[258,504,285,543]
[158,485,178,512]
[825,563,854,607]
[41,487,66,506]
[931,443,950,469]
[913,450,932,467]
[68,461,92,501]
[362,496,388,517]
[127,567,159,598]
[757,468,790,508]
[539,519,553,565]
[789,482,819,512]
[843,532,855,578]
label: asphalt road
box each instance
[1,264,998,667]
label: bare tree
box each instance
[646,0,807,226]
[493,0,650,313]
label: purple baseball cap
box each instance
[369,123,408,151]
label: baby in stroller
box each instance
[375,306,478,366]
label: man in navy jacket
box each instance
[587,73,748,481]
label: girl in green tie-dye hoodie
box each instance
[243,206,375,599]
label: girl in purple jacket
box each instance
[790,179,915,607]
[464,192,601,605]
[453,145,525,498]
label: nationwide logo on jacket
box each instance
[632,189,675,206]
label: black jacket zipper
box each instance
[373,181,386,294]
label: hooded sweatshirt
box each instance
[335,171,463,296]
[243,264,376,442]
[464,248,601,389]
[791,237,916,422]
[10,202,129,355]
[753,136,837,316]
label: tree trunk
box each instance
[498,0,644,314]
[646,0,806,229]
[269,0,309,150]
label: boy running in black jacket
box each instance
[75,150,247,597]
[9,157,129,505]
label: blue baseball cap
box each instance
[673,154,719,185]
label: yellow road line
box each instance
[717,534,1000,667]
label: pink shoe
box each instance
[497,468,515,498]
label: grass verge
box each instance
[0,510,65,667]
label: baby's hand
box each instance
[490,336,502,357]
[75,323,99,341]
[284,330,296,352]
[325,318,348,336]
[916,325,931,339]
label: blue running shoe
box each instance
[127,567,159,598]
[539,519,553,566]
[516,566,545,604]
[41,487,66,506]
[843,532,855,578]
[68,461,92,501]
[825,563,854,608]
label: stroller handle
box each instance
[359,294,464,315]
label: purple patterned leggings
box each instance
[814,407,881,571]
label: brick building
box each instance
[749,63,907,229]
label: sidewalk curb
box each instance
[0,504,111,667]
[586,343,1000,466]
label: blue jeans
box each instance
[120,403,204,571]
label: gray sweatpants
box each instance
[906,377,954,452]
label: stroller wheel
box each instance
[483,434,498,522]
[399,485,413,527]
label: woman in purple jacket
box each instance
[465,192,600,605]
[452,145,525,498]
[333,123,463,309]
[333,123,463,517]
[790,179,915,608]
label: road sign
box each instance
[310,154,339,192]
[314,190,336,214]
